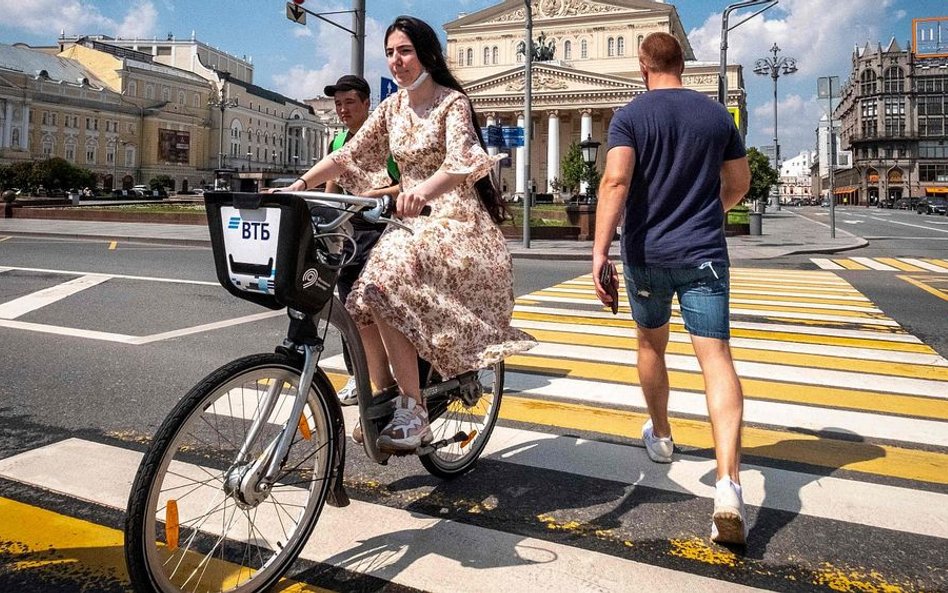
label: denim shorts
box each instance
[623,262,731,339]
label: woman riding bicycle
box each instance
[286,16,535,452]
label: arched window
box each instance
[466,48,473,66]
[127,80,137,97]
[883,66,904,94]
[492,46,499,64]
[484,46,490,65]
[145,84,155,100]
[608,37,615,57]
[177,90,186,104]
[860,70,877,95]
[617,36,625,56]
[563,40,572,60]
[192,93,200,108]
[637,35,645,51]
[161,86,171,102]
[580,39,588,59]
[457,49,463,65]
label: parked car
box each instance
[916,198,948,215]
[893,197,921,210]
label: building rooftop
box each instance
[0,43,102,88]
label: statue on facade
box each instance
[516,31,557,62]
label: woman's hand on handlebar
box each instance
[396,190,429,218]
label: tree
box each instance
[746,146,777,204]
[149,175,174,190]
[559,142,585,195]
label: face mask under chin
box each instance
[400,69,429,91]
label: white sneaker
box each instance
[377,395,432,452]
[337,376,358,406]
[711,477,748,545]
[641,418,674,463]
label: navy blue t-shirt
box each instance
[608,88,745,266]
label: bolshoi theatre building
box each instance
[443,0,746,199]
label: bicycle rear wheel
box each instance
[124,353,336,593]
[419,362,503,478]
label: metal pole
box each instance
[718,0,778,105]
[522,0,533,249]
[772,65,780,211]
[218,100,225,170]
[352,0,365,77]
[828,80,836,238]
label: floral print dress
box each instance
[329,86,536,378]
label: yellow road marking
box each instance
[833,259,871,270]
[512,311,934,354]
[538,288,876,309]
[108,241,118,250]
[0,497,330,592]
[876,258,925,272]
[899,274,948,303]
[505,355,948,421]
[523,328,948,382]
[500,397,948,484]
[0,236,11,243]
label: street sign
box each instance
[286,2,306,25]
[380,76,398,101]
[483,125,504,148]
[502,126,524,148]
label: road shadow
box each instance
[699,427,886,558]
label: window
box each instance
[608,37,615,57]
[882,66,904,94]
[145,84,154,100]
[86,146,96,164]
[125,145,135,167]
[65,142,76,162]
[920,117,944,136]
[919,162,948,180]
[563,40,572,60]
[161,87,171,102]
[580,39,588,59]
[884,97,904,116]
[861,119,877,137]
[178,90,186,104]
[457,49,463,65]
[617,37,625,56]
[42,139,53,158]
[492,46,499,64]
[193,93,200,108]
[466,48,473,66]
[127,81,137,97]
[86,117,98,131]
[106,146,115,165]
[484,46,490,65]
[860,70,877,95]
[638,35,644,51]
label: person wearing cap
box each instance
[322,74,401,407]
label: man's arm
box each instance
[720,156,750,212]
[593,146,634,305]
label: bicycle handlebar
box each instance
[276,190,429,234]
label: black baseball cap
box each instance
[324,75,370,97]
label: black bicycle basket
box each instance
[205,191,342,314]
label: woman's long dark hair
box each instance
[385,16,508,224]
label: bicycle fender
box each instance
[313,367,350,508]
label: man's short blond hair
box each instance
[639,32,685,75]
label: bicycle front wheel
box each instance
[124,353,337,593]
[420,362,503,478]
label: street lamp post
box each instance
[818,75,840,238]
[208,72,237,171]
[579,134,601,204]
[754,43,797,211]
[522,0,534,249]
[718,0,777,105]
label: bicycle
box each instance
[124,190,505,593]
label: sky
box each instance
[0,0,944,159]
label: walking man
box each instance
[592,32,752,544]
[322,75,400,405]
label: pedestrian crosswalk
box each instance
[812,256,948,272]
[1,265,947,592]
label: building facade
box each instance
[835,38,948,206]
[779,150,815,204]
[445,0,746,199]
[2,35,329,193]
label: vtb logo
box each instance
[228,217,271,240]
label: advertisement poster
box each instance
[158,129,190,164]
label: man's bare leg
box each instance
[636,325,672,437]
[691,335,743,483]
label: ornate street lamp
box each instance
[754,43,797,210]
[208,72,237,170]
[580,134,601,204]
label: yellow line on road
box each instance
[108,241,118,250]
[0,497,330,592]
[0,236,11,242]
[898,275,948,302]
[505,355,948,421]
[500,397,948,485]
[523,328,948,382]
[540,288,876,309]
[513,311,934,354]
[833,259,870,270]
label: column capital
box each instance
[484,111,497,119]
[547,109,560,119]
[579,108,594,116]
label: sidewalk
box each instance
[0,208,865,261]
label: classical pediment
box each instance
[446,0,672,29]
[465,63,644,97]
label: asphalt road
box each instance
[1,232,946,592]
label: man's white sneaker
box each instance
[337,376,359,406]
[641,419,674,463]
[711,477,748,545]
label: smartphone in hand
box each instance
[599,261,619,315]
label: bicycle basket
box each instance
[205,191,340,314]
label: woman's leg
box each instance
[358,323,395,392]
[374,315,421,401]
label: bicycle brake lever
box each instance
[377,217,413,232]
